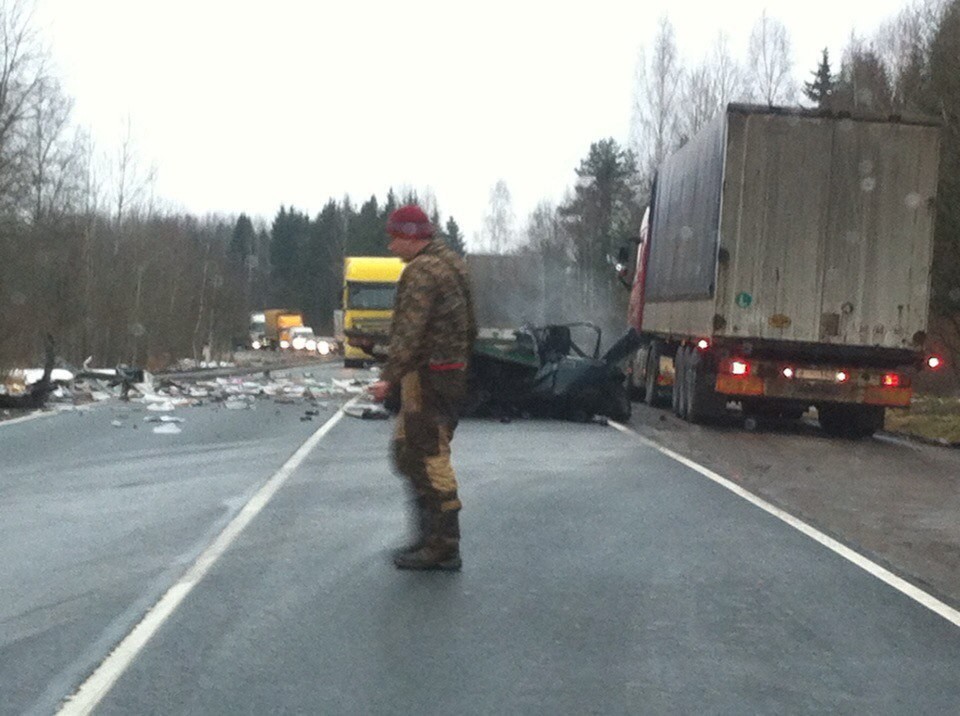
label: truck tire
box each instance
[818,404,885,439]
[685,349,725,424]
[673,346,688,419]
[644,341,669,408]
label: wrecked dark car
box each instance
[467,323,632,422]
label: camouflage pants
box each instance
[391,368,466,514]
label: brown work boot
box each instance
[393,510,461,571]
[393,535,462,571]
[392,496,429,558]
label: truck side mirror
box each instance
[612,246,632,290]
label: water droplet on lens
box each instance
[130,323,146,337]
[904,193,922,209]
[861,177,876,193]
[10,291,26,306]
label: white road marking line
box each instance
[608,420,960,630]
[56,398,357,715]
[0,410,55,428]
[873,433,924,451]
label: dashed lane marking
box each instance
[56,398,357,715]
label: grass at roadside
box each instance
[886,395,960,445]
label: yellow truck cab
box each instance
[341,256,405,367]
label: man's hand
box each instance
[369,380,392,403]
[347,336,375,354]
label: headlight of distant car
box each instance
[306,339,317,351]
[251,340,262,350]
[280,340,290,349]
[317,340,331,356]
[292,337,306,350]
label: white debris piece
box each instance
[90,391,113,402]
[343,402,389,420]
[152,423,182,434]
[146,401,176,412]
[159,415,185,423]
[22,368,76,384]
[132,371,155,394]
[225,398,252,410]
[111,420,124,428]
[331,379,367,395]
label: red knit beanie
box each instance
[386,204,434,240]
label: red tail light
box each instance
[696,338,711,351]
[882,373,901,388]
[927,355,943,370]
[836,371,850,384]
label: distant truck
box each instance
[249,312,267,349]
[341,256,405,368]
[257,309,303,350]
[619,103,944,438]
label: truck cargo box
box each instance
[642,104,940,352]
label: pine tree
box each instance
[559,138,639,316]
[347,195,389,256]
[303,200,345,332]
[229,213,255,261]
[269,206,311,306]
[444,216,467,257]
[804,48,835,106]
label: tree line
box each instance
[2,0,958,376]
[239,192,466,337]
[0,0,467,371]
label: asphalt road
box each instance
[2,366,960,714]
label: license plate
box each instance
[796,369,836,382]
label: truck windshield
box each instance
[347,282,396,310]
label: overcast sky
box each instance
[34,0,911,248]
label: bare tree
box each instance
[832,35,894,112]
[0,0,46,216]
[482,179,515,254]
[113,116,157,228]
[678,61,716,141]
[677,33,748,144]
[631,16,683,175]
[748,10,796,106]
[712,32,748,107]
[27,76,85,223]
[875,0,948,110]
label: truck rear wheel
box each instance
[684,349,725,424]
[644,341,669,408]
[673,346,688,418]
[818,404,884,439]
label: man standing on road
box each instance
[369,204,476,571]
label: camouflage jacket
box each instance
[382,240,477,384]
